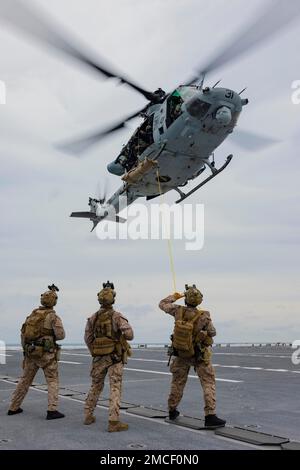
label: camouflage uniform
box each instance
[84,307,134,422]
[159,294,216,416]
[9,308,65,412]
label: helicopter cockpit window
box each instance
[166,91,183,128]
[186,98,210,119]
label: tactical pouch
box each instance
[43,338,55,353]
[91,337,116,357]
[126,343,132,358]
[114,342,122,357]
[55,345,61,361]
[27,345,44,359]
[203,336,214,347]
[195,345,212,365]
[120,335,132,356]
[123,342,132,364]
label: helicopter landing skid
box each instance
[175,154,233,204]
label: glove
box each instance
[173,292,184,300]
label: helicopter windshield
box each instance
[177,86,195,101]
[186,97,211,119]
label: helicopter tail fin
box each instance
[70,211,96,219]
[90,220,98,232]
[70,211,126,233]
[90,215,126,232]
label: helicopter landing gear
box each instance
[204,158,218,174]
[175,154,233,204]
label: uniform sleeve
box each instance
[115,313,134,341]
[159,294,181,317]
[52,314,66,341]
[206,312,216,337]
[84,318,95,352]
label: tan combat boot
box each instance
[84,414,96,425]
[108,420,129,432]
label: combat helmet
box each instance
[40,284,59,308]
[184,284,203,307]
[98,281,116,307]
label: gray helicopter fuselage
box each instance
[106,86,246,211]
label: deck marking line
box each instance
[124,367,242,383]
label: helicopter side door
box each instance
[152,102,167,143]
[152,91,184,144]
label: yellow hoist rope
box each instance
[156,168,177,293]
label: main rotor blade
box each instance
[231,129,279,151]
[58,106,146,155]
[0,0,154,101]
[186,0,300,84]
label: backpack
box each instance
[91,309,132,362]
[91,309,118,357]
[172,307,202,358]
[22,308,53,343]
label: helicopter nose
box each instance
[107,161,125,176]
[215,106,232,125]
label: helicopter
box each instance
[1,0,300,231]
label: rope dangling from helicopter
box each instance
[156,168,177,293]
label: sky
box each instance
[0,0,299,344]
